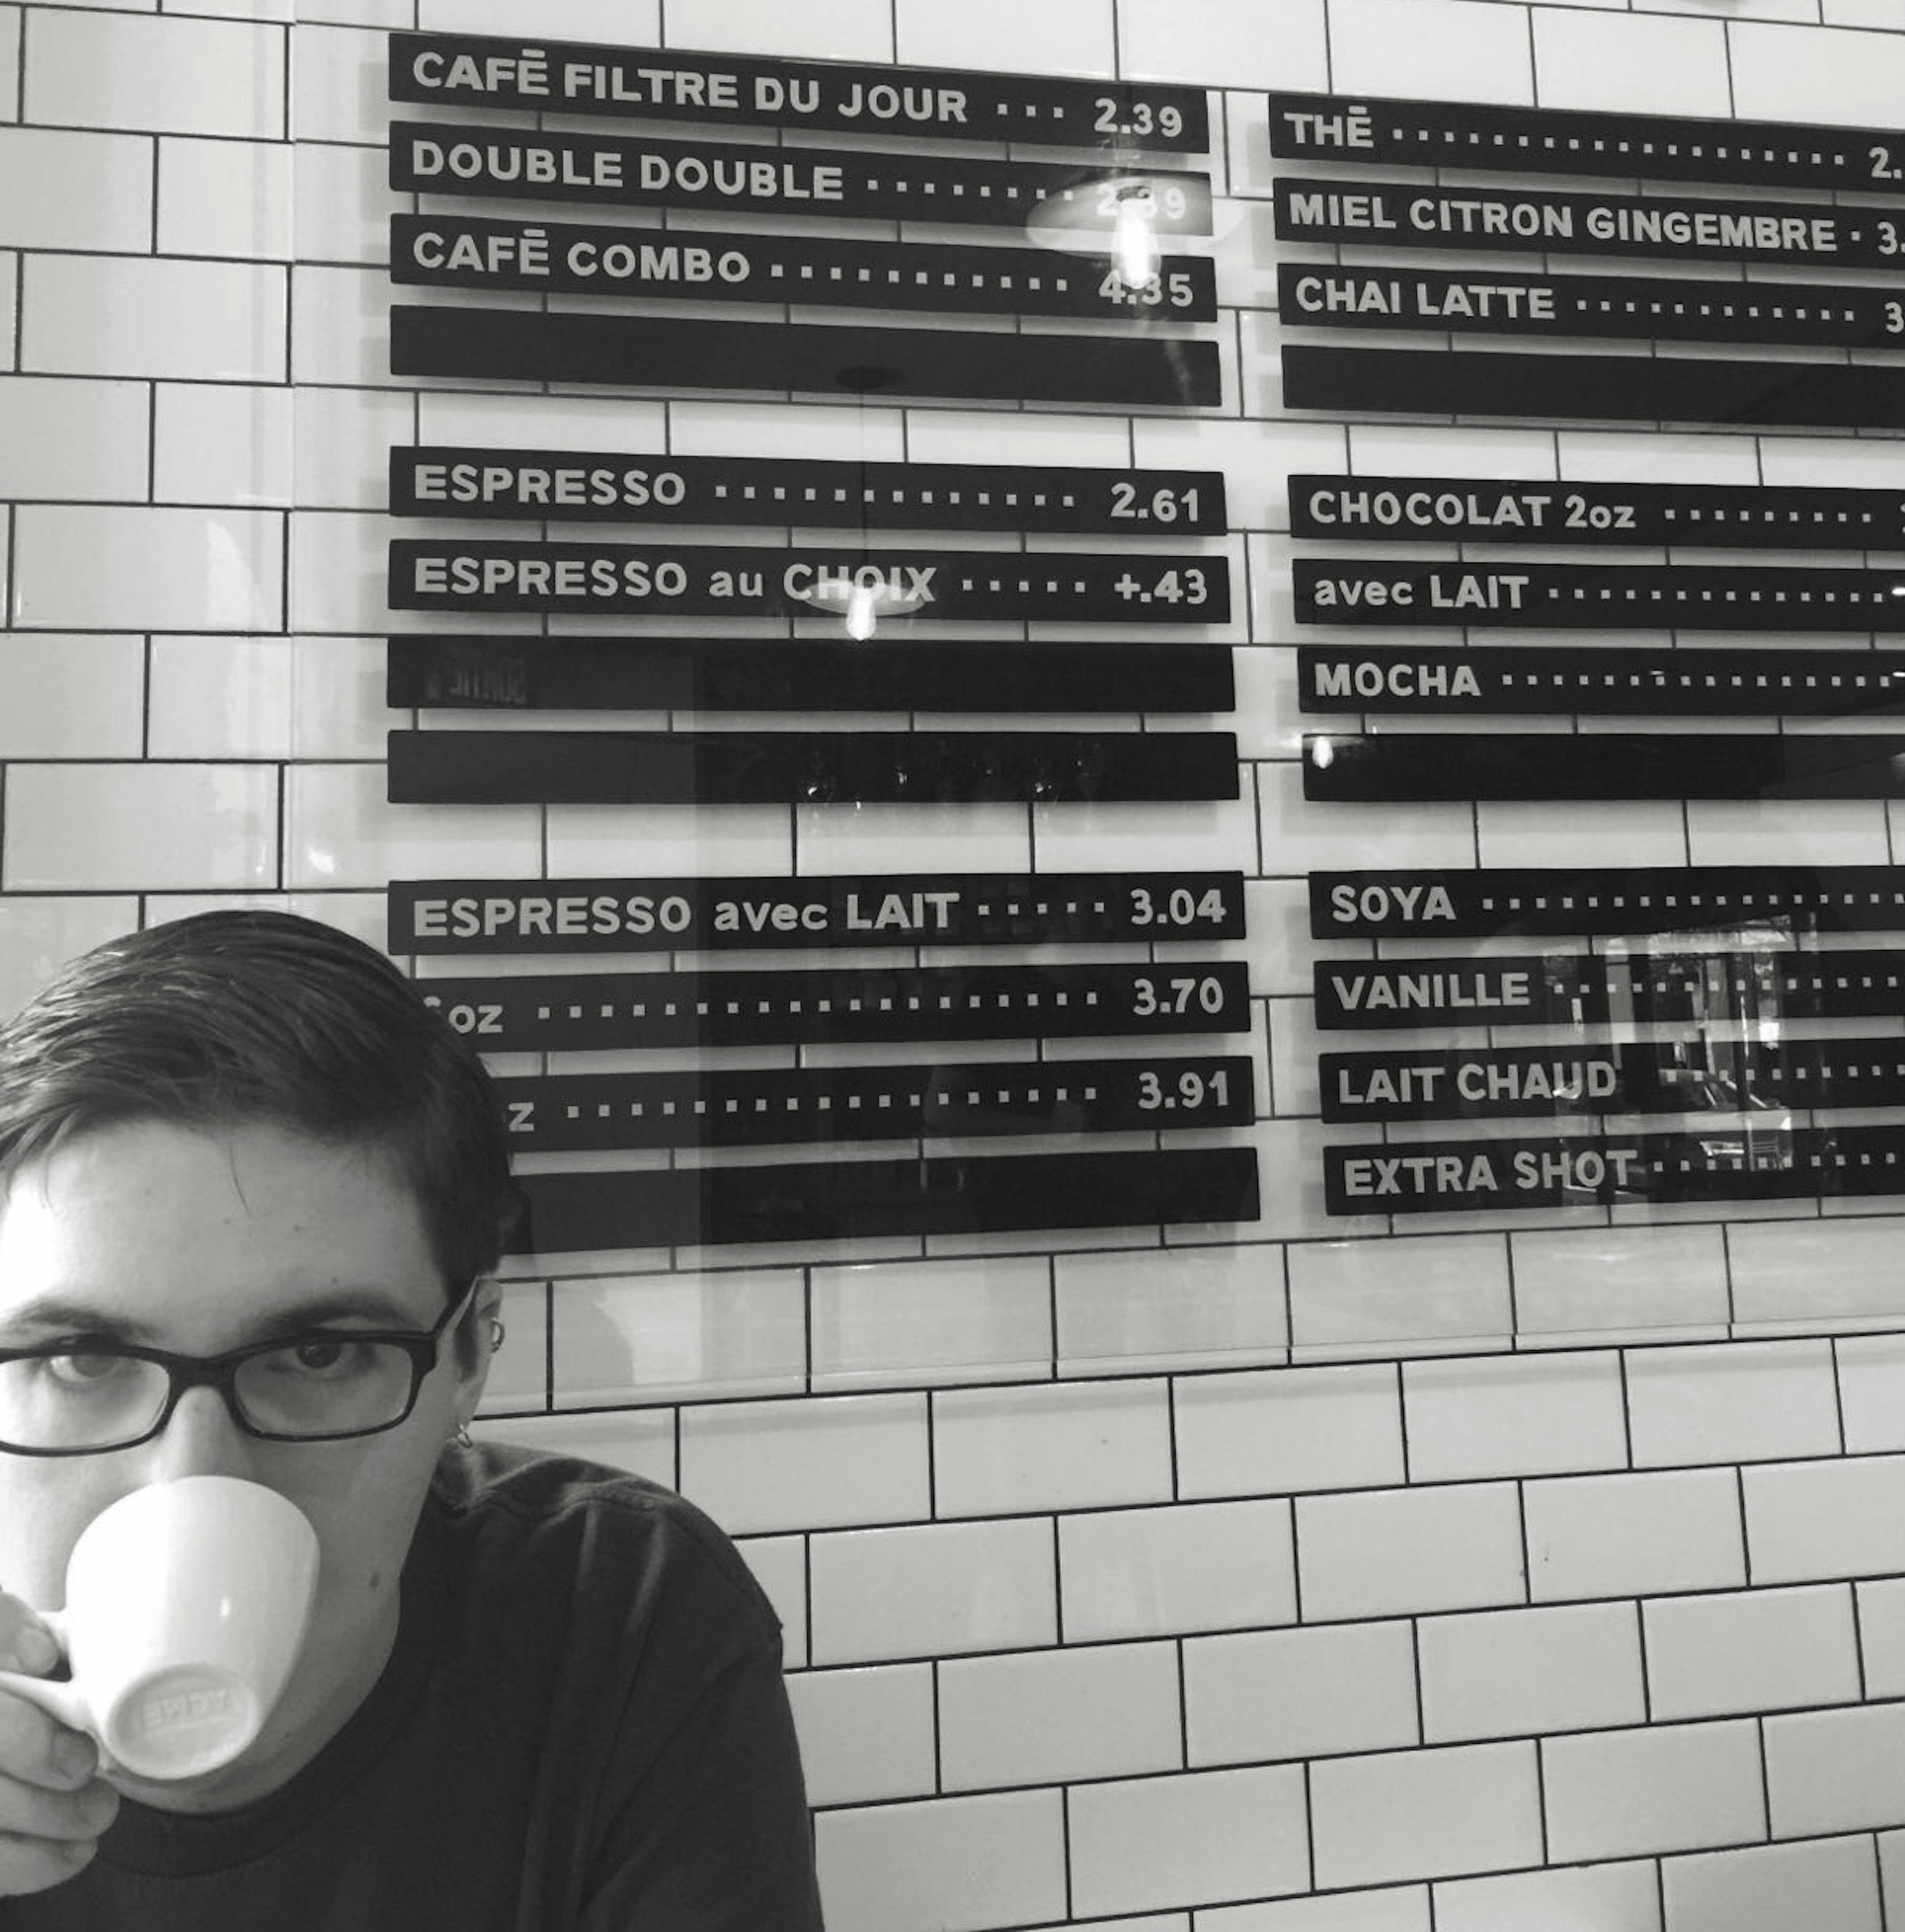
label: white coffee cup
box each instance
[0,1476,319,1781]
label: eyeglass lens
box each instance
[0,1338,420,1450]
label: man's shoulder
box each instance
[428,1438,778,1638]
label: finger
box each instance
[0,1769,117,1859]
[0,1601,59,1676]
[0,1697,95,1794]
[0,1824,107,1896]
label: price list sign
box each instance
[389,34,1219,409]
[1325,1127,1905,1217]
[419,960,1252,1052]
[394,870,1255,1248]
[1289,474,1905,550]
[395,871,1247,956]
[390,305,1221,409]
[512,1147,1260,1253]
[390,636,1235,716]
[1303,734,1905,803]
[492,1054,1252,1152]
[1275,179,1905,271]
[1293,560,1905,632]
[392,213,1217,322]
[1276,262,1905,353]
[391,448,1225,534]
[1284,343,1905,432]
[386,727,1240,807]
[389,542,1228,622]
[1309,867,1905,942]
[391,121,1213,231]
[1314,947,1905,1032]
[394,33,1209,150]
[1299,645,1905,719]
[384,38,1248,1246]
[1267,89,1905,196]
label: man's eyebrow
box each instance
[0,1289,429,1347]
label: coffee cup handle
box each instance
[0,1612,93,1736]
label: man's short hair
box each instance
[0,910,519,1293]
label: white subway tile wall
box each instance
[12,0,1905,1925]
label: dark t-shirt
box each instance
[4,1444,825,1930]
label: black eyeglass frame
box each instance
[0,1278,482,1457]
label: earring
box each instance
[489,1317,507,1351]
[453,1423,474,1449]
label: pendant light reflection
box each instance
[789,572,929,641]
[1111,183,1162,291]
[1023,172,1187,294]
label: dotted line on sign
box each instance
[1472,886,1905,916]
[954,575,1095,595]
[1663,506,1882,526]
[531,986,1107,1022]
[858,166,1096,202]
[708,484,1082,510]
[1497,666,1905,694]
[547,1081,1110,1120]
[762,260,1074,292]
[1399,124,1848,169]
[1571,293,1862,326]
[1538,580,1899,607]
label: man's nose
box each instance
[138,1384,261,1482]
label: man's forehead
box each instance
[0,1119,441,1341]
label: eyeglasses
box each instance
[0,1280,480,1456]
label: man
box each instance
[0,910,824,1927]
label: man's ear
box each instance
[453,1278,506,1401]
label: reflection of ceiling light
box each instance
[1310,735,1334,769]
[1111,183,1161,291]
[788,573,930,640]
[1025,172,1205,290]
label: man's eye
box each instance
[44,1350,134,1389]
[262,1338,374,1379]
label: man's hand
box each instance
[0,1598,119,1893]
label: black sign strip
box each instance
[1305,731,1905,802]
[1314,948,1905,1031]
[420,961,1252,1050]
[388,541,1230,623]
[1282,344,1905,434]
[387,727,1239,806]
[1298,647,1905,716]
[390,121,1213,232]
[1274,178,1904,271]
[1310,866,1905,941]
[389,636,1235,714]
[391,33,1209,153]
[1288,474,1905,551]
[390,213,1218,322]
[1294,561,1905,634]
[512,1145,1258,1252]
[1276,262,1905,352]
[495,1054,1252,1151]
[1268,89,1905,197]
[1323,1036,1905,1123]
[390,305,1222,409]
[1325,1127,1905,1216]
[390,449,1227,534]
[394,871,1246,956]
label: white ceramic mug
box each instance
[0,1476,319,1781]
